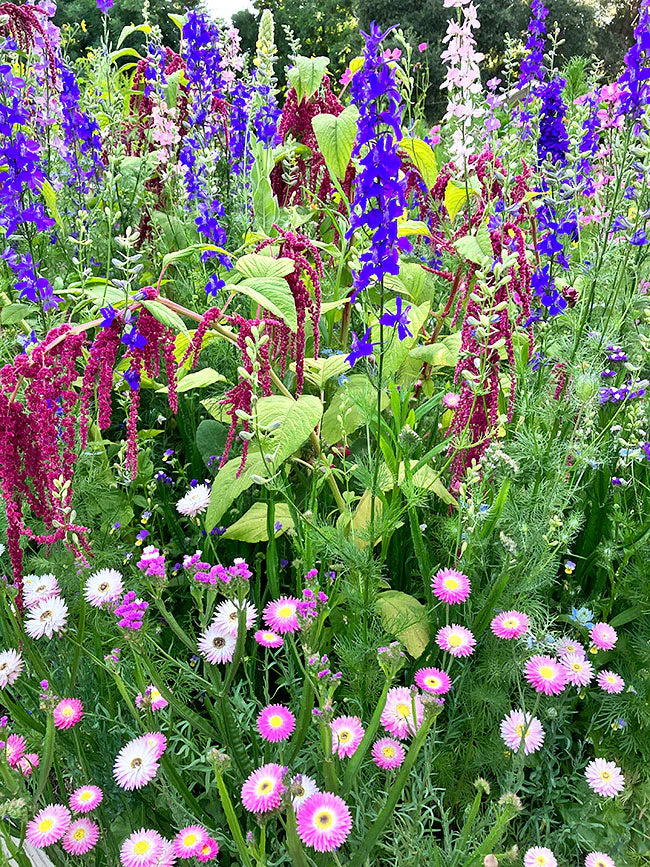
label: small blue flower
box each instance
[346,327,377,368]
[379,296,413,341]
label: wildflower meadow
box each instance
[0,0,649,864]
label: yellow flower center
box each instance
[600,770,611,781]
[73,828,87,841]
[315,809,334,829]
[278,606,293,618]
[80,792,91,802]
[38,819,54,833]
[536,858,546,866]
[257,779,273,794]
[98,582,109,592]
[606,676,615,683]
[503,618,517,628]
[538,666,554,679]
[395,703,410,717]
[382,746,395,757]
[183,833,197,847]
[150,689,161,701]
[263,633,276,641]
[338,730,351,742]
[269,715,283,728]
[444,578,459,590]
[62,706,73,717]
[572,662,583,672]
[448,634,462,647]
[134,841,150,855]
[425,676,441,689]
[515,724,526,737]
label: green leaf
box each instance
[40,179,63,228]
[196,419,229,466]
[157,367,225,394]
[85,283,125,307]
[376,590,430,658]
[228,277,298,332]
[140,299,189,335]
[399,138,438,189]
[111,47,142,62]
[397,219,432,238]
[222,502,294,542]
[321,374,390,443]
[235,253,295,280]
[161,243,228,270]
[117,23,152,49]
[453,226,493,264]
[370,301,431,376]
[311,105,359,180]
[287,55,329,103]
[1,303,31,324]
[302,354,351,389]
[409,333,460,368]
[445,178,480,221]
[168,12,187,31]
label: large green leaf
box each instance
[227,277,297,332]
[370,301,431,376]
[140,300,189,335]
[445,178,480,221]
[409,332,461,368]
[157,367,225,394]
[287,56,329,103]
[196,419,229,466]
[223,502,294,542]
[453,226,492,264]
[321,374,390,444]
[376,591,430,658]
[399,138,438,190]
[235,254,295,280]
[311,105,359,181]
[302,355,351,390]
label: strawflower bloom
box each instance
[414,667,452,695]
[198,623,236,664]
[555,637,586,658]
[26,804,71,848]
[241,763,286,813]
[254,629,284,648]
[84,569,124,607]
[372,737,406,769]
[523,848,557,867]
[500,709,545,755]
[136,685,168,711]
[585,758,625,797]
[585,854,616,867]
[597,670,625,694]
[561,653,594,687]
[62,818,99,855]
[291,774,319,811]
[524,655,568,695]
[173,825,209,859]
[53,698,84,730]
[436,624,476,657]
[431,568,471,604]
[70,785,103,813]
[296,792,353,852]
[0,649,23,688]
[212,598,257,636]
[197,837,219,861]
[256,704,296,742]
[139,732,167,758]
[590,622,618,650]
[24,596,69,639]
[24,574,60,608]
[5,733,26,767]
[176,484,211,517]
[18,752,39,776]
[491,610,530,639]
[120,828,165,867]
[263,596,300,634]
[331,716,364,758]
[113,738,161,790]
[381,686,424,739]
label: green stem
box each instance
[341,677,392,795]
[214,769,254,867]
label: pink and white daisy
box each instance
[500,709,545,755]
[555,637,586,658]
[197,623,237,664]
[84,568,124,608]
[5,733,26,767]
[381,686,424,739]
[291,774,319,812]
[157,839,177,867]
[62,818,100,855]
[26,804,71,848]
[138,732,167,758]
[24,574,60,609]
[585,853,616,867]
[0,649,23,688]
[136,685,169,712]
[523,847,557,867]
[120,828,165,867]
[212,598,257,637]
[590,622,618,651]
[371,737,406,769]
[597,670,625,694]
[70,785,103,813]
[585,758,625,797]
[254,629,284,648]
[24,595,68,639]
[524,655,568,696]
[173,825,209,859]
[197,837,219,862]
[561,653,594,687]
[414,667,452,695]
[263,596,301,634]
[443,392,460,409]
[176,484,211,517]
[331,716,364,758]
[18,752,39,776]
[296,792,352,852]
[490,610,530,639]
[113,738,160,791]
[241,763,286,814]
[53,698,84,730]
[431,568,471,604]
[436,624,476,657]
[256,704,296,742]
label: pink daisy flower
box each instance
[436,624,476,657]
[263,596,300,634]
[5,733,26,767]
[241,763,286,814]
[197,837,219,861]
[597,670,625,694]
[120,828,165,867]
[561,653,594,687]
[157,840,177,867]
[291,774,319,812]
[442,392,460,409]
[524,655,568,696]
[331,716,364,758]
[371,737,406,769]
[53,698,84,730]
[380,686,424,739]
[523,847,557,867]
[138,732,167,758]
[500,709,545,755]
[18,752,39,777]
[136,685,169,712]
[113,738,160,791]
[414,667,452,695]
[585,758,625,797]
[26,804,71,848]
[256,704,296,742]
[212,599,257,637]
[431,568,471,604]
[590,622,618,650]
[490,610,530,639]
[296,792,352,852]
[197,623,236,664]
[254,629,284,648]
[62,818,100,855]
[0,648,23,688]
[173,825,209,859]
[585,853,616,867]
[555,637,586,658]
[70,784,103,813]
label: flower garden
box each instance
[0,0,649,864]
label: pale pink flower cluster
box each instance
[219,26,245,90]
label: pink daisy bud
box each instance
[53,698,84,730]
[120,828,165,867]
[173,825,209,859]
[296,792,352,852]
[585,758,625,797]
[371,737,406,769]
[254,629,284,648]
[70,784,103,813]
[5,733,26,767]
[330,716,364,758]
[524,655,568,696]
[136,685,168,712]
[561,653,594,687]
[596,670,625,694]
[62,818,100,855]
[436,625,476,657]
[555,637,586,658]
[256,704,296,742]
[26,804,71,848]
[380,686,424,739]
[418,41,427,51]
[500,709,545,755]
[585,853,616,867]
[263,596,301,634]
[414,667,452,695]
[431,568,471,604]
[523,847,557,867]
[197,837,220,861]
[241,763,286,814]
[590,622,618,650]
[490,610,530,639]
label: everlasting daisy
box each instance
[291,774,319,812]
[590,622,618,651]
[263,596,301,634]
[254,629,284,648]
[431,568,471,604]
[555,637,586,658]
[120,828,165,867]
[436,624,476,657]
[585,758,625,797]
[24,574,60,608]
[0,649,23,688]
[176,484,211,517]
[26,804,71,848]
[138,732,167,758]
[84,569,124,608]
[524,655,568,696]
[23,572,55,591]
[414,667,452,695]
[296,792,352,852]
[197,623,236,664]
[371,737,406,769]
[157,840,177,867]
[197,837,219,861]
[173,825,209,859]
[113,738,160,791]
[561,653,594,687]
[18,752,39,776]
[5,733,26,767]
[490,610,530,639]
[381,686,424,739]
[53,698,84,730]
[331,716,364,758]
[136,685,169,712]
[62,818,100,855]
[241,762,286,814]
[24,595,68,639]
[500,709,545,755]
[257,704,296,742]
[597,670,625,694]
[585,853,616,867]
[70,785,103,813]
[212,598,257,637]
[523,847,557,867]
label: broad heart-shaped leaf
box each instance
[311,105,359,181]
[227,277,298,332]
[140,300,189,335]
[222,502,294,542]
[453,225,493,264]
[117,22,151,48]
[157,367,225,394]
[288,56,329,103]
[235,254,295,280]
[398,138,438,190]
[444,177,481,221]
[196,419,229,466]
[301,354,351,390]
[205,395,323,529]
[1,302,32,325]
[321,374,390,444]
[397,220,432,238]
[376,590,430,658]
[409,332,461,368]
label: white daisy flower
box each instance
[291,774,319,812]
[197,623,236,664]
[23,574,60,609]
[176,484,211,518]
[24,596,69,639]
[212,599,257,637]
[22,572,55,591]
[84,569,124,608]
[0,649,23,688]
[113,739,160,791]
